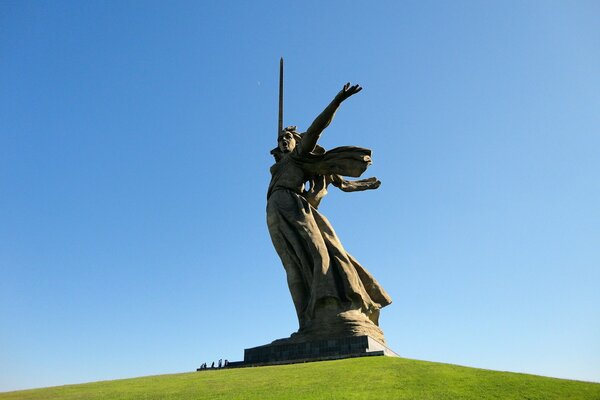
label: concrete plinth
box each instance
[229,336,398,367]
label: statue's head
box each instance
[278,132,296,153]
[272,126,302,159]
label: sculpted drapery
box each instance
[266,83,392,344]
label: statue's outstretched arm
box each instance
[301,83,362,154]
[304,174,381,209]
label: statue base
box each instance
[227,335,398,368]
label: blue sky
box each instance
[1,0,599,392]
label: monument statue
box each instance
[267,59,392,345]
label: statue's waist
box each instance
[267,185,303,200]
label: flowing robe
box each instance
[267,145,392,334]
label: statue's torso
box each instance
[268,152,307,198]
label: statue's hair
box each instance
[270,125,325,160]
[278,125,300,139]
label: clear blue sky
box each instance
[1,0,599,392]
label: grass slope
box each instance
[2,357,599,400]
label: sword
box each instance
[278,57,284,138]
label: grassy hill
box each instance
[2,357,599,400]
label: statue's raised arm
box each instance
[300,83,362,154]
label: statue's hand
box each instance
[330,175,381,192]
[336,82,362,102]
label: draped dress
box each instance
[266,143,392,337]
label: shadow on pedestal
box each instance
[227,336,398,368]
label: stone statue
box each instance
[267,60,392,345]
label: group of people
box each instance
[197,359,229,371]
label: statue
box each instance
[267,59,392,345]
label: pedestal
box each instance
[230,335,398,367]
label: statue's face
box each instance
[278,132,296,153]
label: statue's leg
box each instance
[285,262,309,329]
[267,209,310,329]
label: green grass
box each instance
[2,357,599,400]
